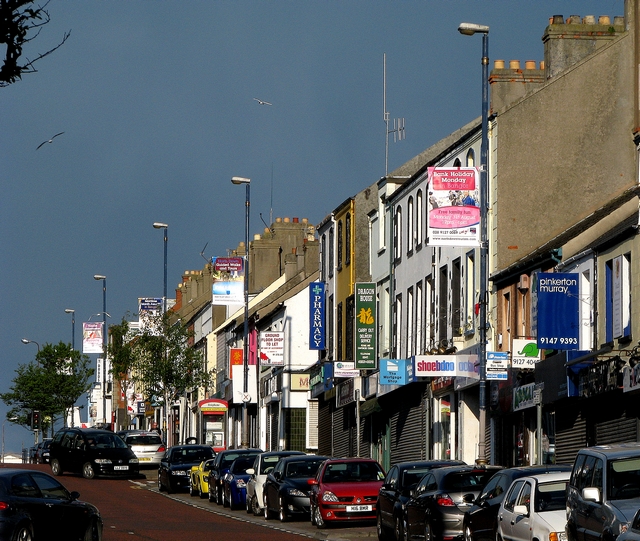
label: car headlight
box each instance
[94,459,112,464]
[129,458,139,464]
[322,491,339,502]
[550,532,567,541]
[172,470,187,476]
[287,488,307,497]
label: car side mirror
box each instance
[70,491,80,501]
[246,468,255,476]
[273,471,281,481]
[463,493,475,504]
[514,504,529,516]
[582,487,601,503]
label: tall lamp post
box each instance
[231,176,251,448]
[64,308,75,350]
[21,338,40,352]
[93,274,108,428]
[153,222,168,313]
[458,21,490,464]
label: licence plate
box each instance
[114,465,129,471]
[139,458,151,461]
[346,504,372,512]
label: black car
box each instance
[377,460,466,541]
[34,439,52,464]
[49,428,139,479]
[157,444,215,494]
[0,468,102,541]
[462,464,572,541]
[404,465,501,541]
[263,454,329,522]
[208,448,262,505]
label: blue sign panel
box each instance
[379,359,416,386]
[309,282,325,350]
[537,273,580,350]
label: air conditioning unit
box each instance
[517,274,530,291]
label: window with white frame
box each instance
[466,149,475,166]
[394,206,402,261]
[605,253,631,342]
[416,190,423,248]
[407,286,414,357]
[407,196,414,255]
[416,281,423,354]
[465,251,475,334]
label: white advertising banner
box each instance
[83,322,103,354]
[259,331,285,366]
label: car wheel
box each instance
[251,494,261,516]
[189,480,197,497]
[12,523,33,541]
[464,525,473,541]
[157,472,164,491]
[50,459,62,476]
[208,487,215,503]
[246,494,252,514]
[199,488,207,500]
[394,514,404,541]
[264,496,275,520]
[82,462,96,480]
[424,520,433,541]
[377,512,390,541]
[314,504,327,529]
[215,485,223,505]
[279,497,288,522]
[223,487,230,508]
[166,479,174,494]
[83,518,102,541]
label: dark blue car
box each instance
[223,455,257,509]
[208,448,262,505]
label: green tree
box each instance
[113,312,212,440]
[0,342,94,435]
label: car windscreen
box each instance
[230,456,256,473]
[403,468,435,489]
[535,481,568,512]
[173,448,214,463]
[221,453,253,468]
[90,434,129,449]
[442,470,494,492]
[322,461,384,482]
[608,457,640,500]
[260,455,282,474]
[285,460,324,479]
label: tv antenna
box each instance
[384,53,406,177]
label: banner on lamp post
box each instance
[82,322,103,354]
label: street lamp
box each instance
[64,308,75,350]
[21,338,40,352]
[93,274,108,428]
[153,222,169,313]
[459,21,489,464]
[231,175,251,448]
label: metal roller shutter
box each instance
[555,405,587,465]
[318,397,333,456]
[389,384,425,464]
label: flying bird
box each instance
[253,98,272,106]
[36,132,65,150]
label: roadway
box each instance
[3,464,377,541]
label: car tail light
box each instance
[436,494,455,506]
[0,502,9,511]
[158,446,166,453]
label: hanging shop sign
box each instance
[259,331,285,366]
[486,351,509,380]
[309,282,326,350]
[334,361,359,378]
[379,359,416,386]
[511,339,540,368]
[354,283,377,369]
[414,354,478,378]
[536,273,580,350]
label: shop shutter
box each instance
[389,384,425,464]
[555,405,587,465]
[307,400,319,450]
[596,417,637,444]
[318,397,333,456]
[332,404,351,457]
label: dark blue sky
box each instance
[1,0,621,453]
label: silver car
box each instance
[497,471,570,541]
[119,431,165,468]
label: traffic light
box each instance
[32,410,40,430]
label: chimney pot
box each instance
[524,60,536,70]
[509,60,521,70]
[567,15,581,24]
[552,15,564,24]
[598,15,611,25]
[494,59,505,69]
[583,15,596,24]
[539,60,545,70]
[614,16,625,26]
[293,217,299,223]
[284,217,290,223]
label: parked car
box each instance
[117,430,165,468]
[157,444,215,494]
[34,438,53,464]
[463,464,572,541]
[618,509,640,541]
[49,427,139,479]
[377,460,466,541]
[263,454,329,522]
[208,448,262,505]
[245,450,306,516]
[189,458,215,498]
[404,465,501,541]
[309,457,385,529]
[566,444,640,541]
[222,455,258,509]
[497,471,570,541]
[0,468,102,541]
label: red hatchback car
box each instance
[309,457,385,529]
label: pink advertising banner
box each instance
[427,167,480,247]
